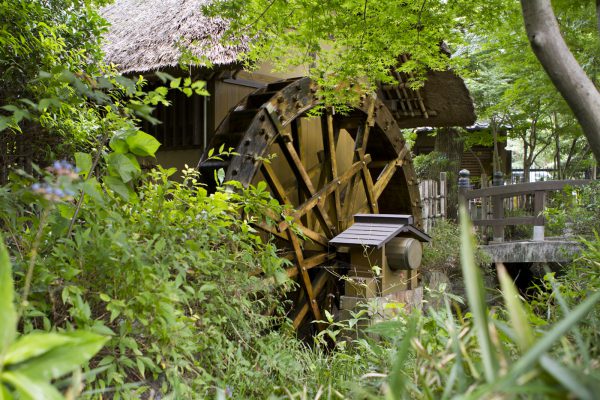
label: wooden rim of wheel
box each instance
[199,77,422,333]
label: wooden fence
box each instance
[419,172,447,233]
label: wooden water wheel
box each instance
[198,77,422,333]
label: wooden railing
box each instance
[458,170,590,242]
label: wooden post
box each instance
[533,190,546,241]
[491,173,504,242]
[458,169,471,210]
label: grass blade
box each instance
[539,355,593,400]
[386,312,418,400]
[497,263,534,352]
[459,205,498,383]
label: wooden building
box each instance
[412,123,512,183]
[101,0,477,173]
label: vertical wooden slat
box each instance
[323,110,342,227]
[440,172,447,220]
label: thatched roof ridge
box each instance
[100,0,247,74]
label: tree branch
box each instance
[521,0,600,162]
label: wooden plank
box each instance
[291,118,307,225]
[297,225,329,248]
[360,162,379,213]
[261,162,293,206]
[373,148,409,199]
[472,216,537,226]
[533,190,546,225]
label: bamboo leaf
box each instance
[459,205,498,382]
[498,263,534,352]
[386,312,418,400]
[539,355,593,400]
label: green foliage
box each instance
[202,0,492,105]
[545,181,600,237]
[421,219,490,275]
[0,234,107,400]
[412,151,453,181]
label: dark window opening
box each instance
[142,89,207,150]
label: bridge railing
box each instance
[458,170,590,243]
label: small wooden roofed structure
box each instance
[330,214,430,248]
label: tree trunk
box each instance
[435,127,463,219]
[521,0,600,162]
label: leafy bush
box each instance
[2,164,310,398]
[421,219,491,276]
[412,151,453,181]
[545,181,600,238]
[1,234,107,399]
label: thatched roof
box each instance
[100,0,247,74]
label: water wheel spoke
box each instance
[278,155,371,232]
[286,252,335,278]
[277,135,335,237]
[288,230,323,322]
[261,162,293,206]
[291,270,331,329]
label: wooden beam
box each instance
[292,270,330,329]
[288,230,323,323]
[463,179,591,200]
[261,162,293,206]
[278,155,372,231]
[286,252,335,278]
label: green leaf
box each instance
[3,333,72,365]
[104,176,131,201]
[1,371,63,400]
[109,130,131,154]
[539,355,594,400]
[125,131,160,157]
[81,178,105,206]
[0,234,17,354]
[498,263,534,352]
[74,152,92,179]
[106,153,140,183]
[0,384,12,400]
[170,77,181,88]
[155,71,175,83]
[12,331,108,381]
[474,291,600,397]
[459,205,498,383]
